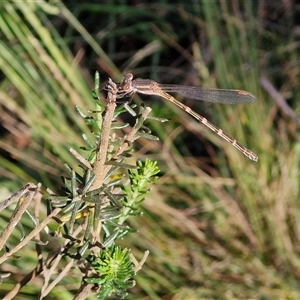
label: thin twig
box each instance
[103,106,152,176]
[4,259,44,300]
[74,282,97,300]
[2,207,62,299]
[40,259,75,299]
[41,225,84,293]
[90,78,118,191]
[0,182,37,212]
[69,147,92,170]
[130,250,150,272]
[0,207,62,264]
[260,75,300,128]
[0,183,38,251]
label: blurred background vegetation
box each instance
[1,0,300,299]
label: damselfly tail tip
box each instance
[246,152,258,162]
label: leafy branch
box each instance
[1,73,162,299]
